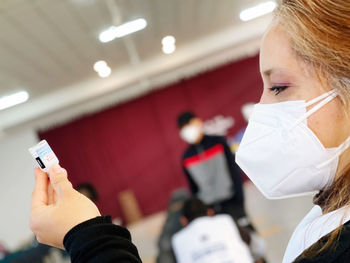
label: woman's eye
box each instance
[269,85,288,95]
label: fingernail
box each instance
[52,164,63,173]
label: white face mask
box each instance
[180,125,202,144]
[236,90,350,199]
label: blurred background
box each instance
[0,0,313,262]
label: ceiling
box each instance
[0,0,273,133]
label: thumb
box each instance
[49,164,73,199]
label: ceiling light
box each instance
[162,35,176,54]
[162,36,176,46]
[93,60,112,78]
[162,44,176,54]
[0,91,29,110]
[99,18,147,43]
[239,1,277,22]
[98,66,112,78]
[93,60,107,72]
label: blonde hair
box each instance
[275,0,350,102]
[274,0,350,257]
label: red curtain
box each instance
[39,55,262,220]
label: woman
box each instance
[30,1,350,262]
[236,1,350,262]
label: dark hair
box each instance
[182,197,208,222]
[76,183,99,202]
[177,111,196,129]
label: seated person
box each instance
[172,197,260,263]
[76,183,99,202]
[157,188,190,263]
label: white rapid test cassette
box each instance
[29,140,59,173]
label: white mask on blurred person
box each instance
[236,90,350,199]
[180,125,202,144]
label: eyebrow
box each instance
[262,68,288,77]
[262,69,275,76]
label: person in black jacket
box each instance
[177,111,251,227]
[177,112,267,260]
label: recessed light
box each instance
[93,60,107,72]
[99,18,147,43]
[239,1,277,22]
[162,35,176,54]
[93,60,112,78]
[162,36,176,46]
[162,44,176,54]
[98,66,112,78]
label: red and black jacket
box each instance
[182,135,243,206]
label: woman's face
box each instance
[259,23,350,175]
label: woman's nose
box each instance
[259,90,269,104]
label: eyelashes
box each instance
[269,85,288,95]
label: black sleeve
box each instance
[293,220,350,263]
[219,137,244,204]
[63,216,142,263]
[182,165,198,195]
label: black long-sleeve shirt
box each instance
[182,135,243,205]
[63,216,142,263]
[293,220,350,262]
[63,216,350,263]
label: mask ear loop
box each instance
[305,90,337,108]
[317,137,350,169]
[297,89,350,169]
[291,90,338,129]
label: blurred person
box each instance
[157,189,190,263]
[76,183,99,202]
[172,198,265,263]
[30,1,350,262]
[1,237,69,263]
[177,111,252,228]
[0,242,8,259]
[76,182,122,226]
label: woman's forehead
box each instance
[259,24,297,76]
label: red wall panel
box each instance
[39,55,262,221]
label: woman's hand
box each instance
[30,165,101,249]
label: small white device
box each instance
[29,140,59,173]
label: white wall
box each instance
[0,128,38,250]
